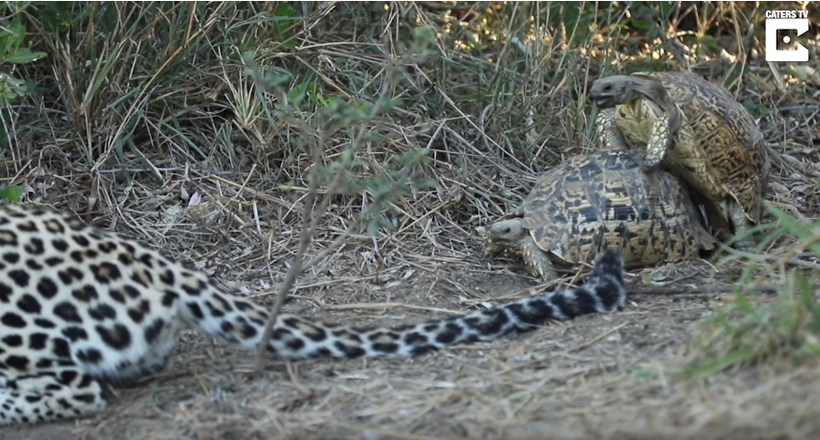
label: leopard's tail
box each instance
[260,250,627,358]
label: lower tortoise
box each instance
[484,150,714,280]
[589,71,770,250]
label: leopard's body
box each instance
[0,203,627,426]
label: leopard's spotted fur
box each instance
[0,203,626,426]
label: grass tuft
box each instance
[685,201,820,375]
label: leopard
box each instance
[0,203,627,426]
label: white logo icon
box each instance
[765,11,810,62]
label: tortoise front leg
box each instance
[596,108,660,171]
[641,113,676,170]
[520,238,559,281]
[595,108,630,151]
[728,202,756,251]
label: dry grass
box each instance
[1,1,820,439]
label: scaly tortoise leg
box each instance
[641,112,676,171]
[520,238,559,281]
[597,107,669,171]
[595,108,630,151]
[728,202,756,251]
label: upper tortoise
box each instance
[483,150,714,280]
[589,71,770,250]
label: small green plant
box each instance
[684,205,820,375]
[0,16,46,105]
[249,24,437,364]
[0,185,22,202]
[685,271,820,376]
[0,7,47,150]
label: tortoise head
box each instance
[482,218,529,257]
[590,75,669,109]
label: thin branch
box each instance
[255,144,326,369]
[254,64,398,367]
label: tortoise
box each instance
[483,150,714,280]
[588,71,770,250]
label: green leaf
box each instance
[697,35,723,52]
[274,3,295,19]
[631,19,654,31]
[741,99,772,118]
[273,3,297,50]
[7,18,25,44]
[37,1,83,31]
[0,28,14,56]
[0,73,28,103]
[413,26,437,49]
[636,6,657,18]
[287,81,313,107]
[658,1,676,20]
[561,2,581,32]
[4,1,34,14]
[0,186,23,202]
[4,48,47,64]
[0,18,27,57]
[561,2,594,44]
[83,43,124,107]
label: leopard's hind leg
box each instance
[0,367,107,425]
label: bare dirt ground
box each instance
[2,208,819,440]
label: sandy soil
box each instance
[3,245,816,440]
